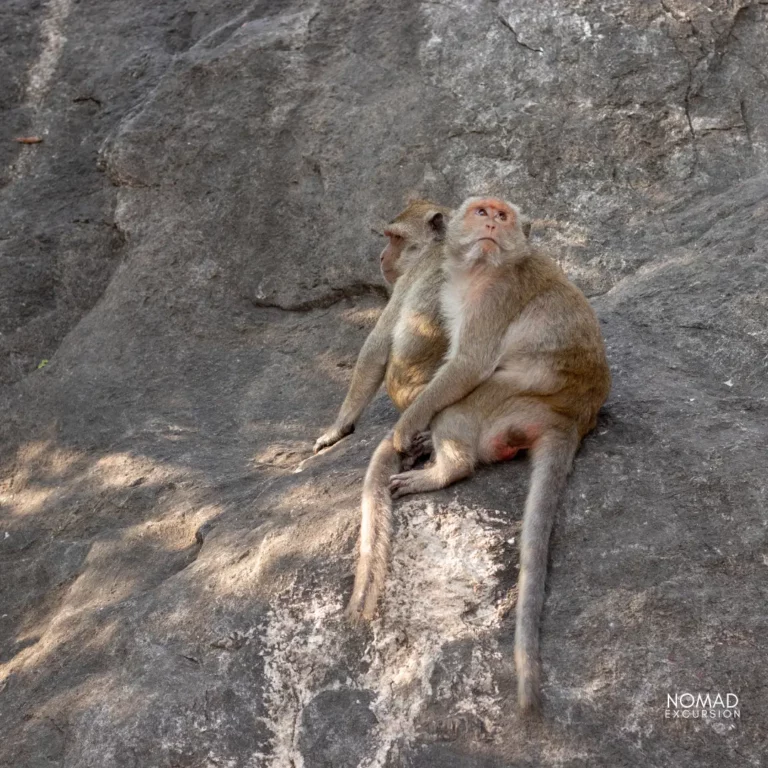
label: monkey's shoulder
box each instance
[402,255,444,306]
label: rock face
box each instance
[1,1,766,766]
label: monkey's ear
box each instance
[521,217,532,238]
[428,211,446,240]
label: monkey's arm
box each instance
[314,292,405,453]
[392,306,510,453]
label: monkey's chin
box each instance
[465,240,500,265]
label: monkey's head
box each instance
[379,199,450,284]
[447,196,527,266]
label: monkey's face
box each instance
[449,197,523,264]
[379,204,448,284]
[380,232,406,284]
[380,229,428,284]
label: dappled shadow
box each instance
[2,0,767,762]
[0,294,406,765]
[3,263,766,766]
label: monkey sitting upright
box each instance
[314,199,452,620]
[387,196,611,714]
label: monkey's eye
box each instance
[497,211,507,222]
[476,208,487,217]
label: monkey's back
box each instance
[544,266,611,435]
[385,247,449,412]
[495,251,611,437]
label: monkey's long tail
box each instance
[515,427,580,715]
[345,433,400,622]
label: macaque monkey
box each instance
[314,199,451,619]
[388,197,611,715]
[314,199,451,451]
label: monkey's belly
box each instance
[386,374,429,412]
[385,355,443,412]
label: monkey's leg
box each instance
[390,410,478,497]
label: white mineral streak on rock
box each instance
[12,0,74,178]
[258,592,345,768]
[258,499,507,767]
[27,0,73,107]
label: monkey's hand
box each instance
[400,431,433,471]
[313,423,355,453]
[392,412,430,454]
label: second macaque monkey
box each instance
[314,199,451,619]
[388,196,611,715]
[314,199,451,451]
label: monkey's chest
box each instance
[440,281,468,356]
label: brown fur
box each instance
[314,200,451,620]
[314,199,450,454]
[389,196,611,714]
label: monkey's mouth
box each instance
[477,237,499,246]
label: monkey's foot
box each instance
[390,468,443,498]
[401,431,433,471]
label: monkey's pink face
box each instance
[462,198,518,254]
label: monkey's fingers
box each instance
[313,423,355,453]
[411,430,433,455]
[401,431,433,470]
[400,454,416,472]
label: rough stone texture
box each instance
[1,1,767,766]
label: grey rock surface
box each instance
[1,1,766,766]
